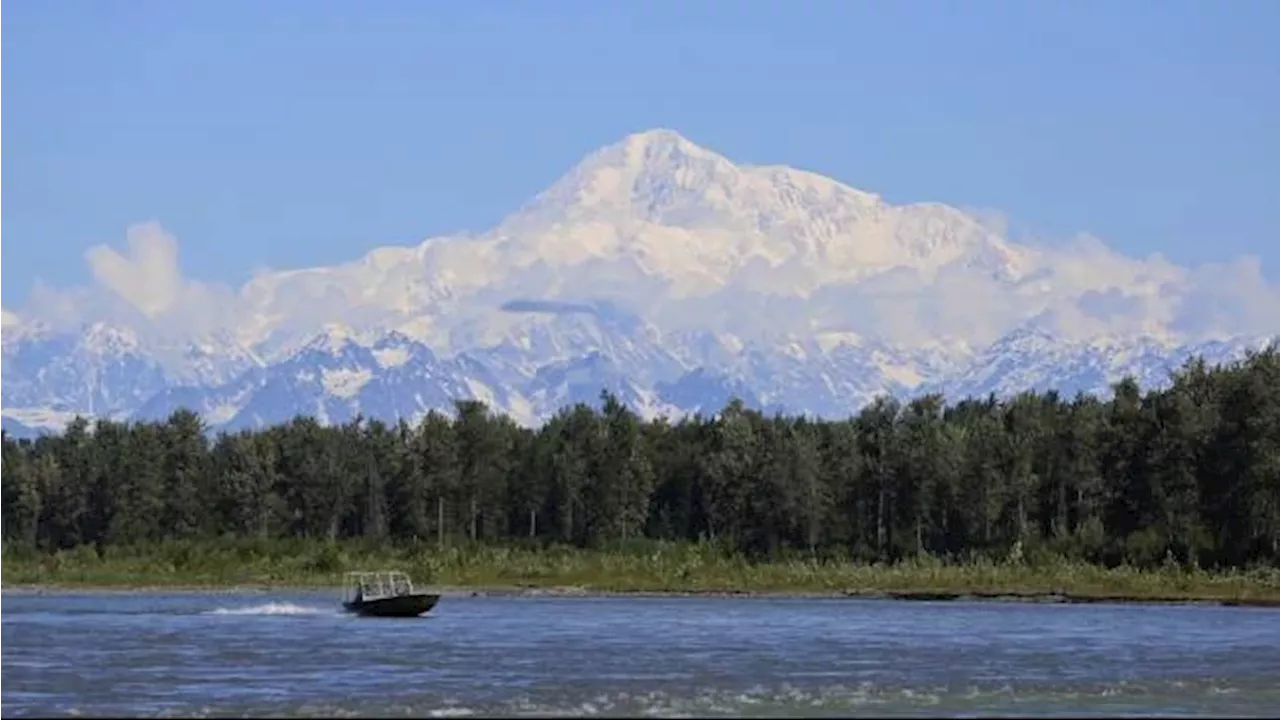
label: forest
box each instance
[4,345,1279,573]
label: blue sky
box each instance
[4,0,1278,307]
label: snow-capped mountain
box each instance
[3,129,1277,436]
[2,321,169,421]
[925,326,1276,402]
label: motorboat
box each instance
[341,570,440,618]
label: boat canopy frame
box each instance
[342,570,416,604]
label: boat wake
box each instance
[205,602,333,616]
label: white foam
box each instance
[427,709,476,718]
[206,602,331,616]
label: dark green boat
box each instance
[342,571,440,618]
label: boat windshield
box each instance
[343,571,414,602]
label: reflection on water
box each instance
[3,592,1279,717]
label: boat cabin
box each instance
[342,570,416,604]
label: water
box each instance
[3,590,1279,717]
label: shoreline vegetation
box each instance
[4,540,1279,608]
[5,347,1280,612]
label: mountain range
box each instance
[3,129,1277,436]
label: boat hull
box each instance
[343,593,440,618]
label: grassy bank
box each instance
[4,539,1279,606]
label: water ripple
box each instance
[3,593,1279,717]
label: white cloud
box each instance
[18,222,247,340]
[1166,256,1280,339]
[25,280,103,330]
[757,228,1280,347]
[10,141,1280,355]
[85,221,185,318]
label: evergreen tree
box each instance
[6,341,1278,572]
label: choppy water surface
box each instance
[3,591,1279,717]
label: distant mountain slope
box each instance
[2,415,44,440]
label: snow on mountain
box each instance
[200,328,483,431]
[2,322,170,420]
[501,130,1030,293]
[453,302,686,385]
[3,316,263,425]
[154,330,264,387]
[134,128,1048,353]
[3,129,1278,433]
[521,351,667,422]
[927,326,1274,402]
[132,368,269,428]
[655,368,773,418]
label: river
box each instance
[3,590,1278,717]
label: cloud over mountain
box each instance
[85,222,186,318]
[13,222,247,346]
[4,129,1276,434]
[11,129,1278,352]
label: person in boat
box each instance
[353,582,364,604]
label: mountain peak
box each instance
[594,127,732,180]
[609,128,718,167]
[501,128,738,230]
[301,323,362,355]
[478,126,1032,318]
[81,322,141,355]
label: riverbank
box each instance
[4,540,1279,608]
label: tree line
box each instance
[4,346,1279,570]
